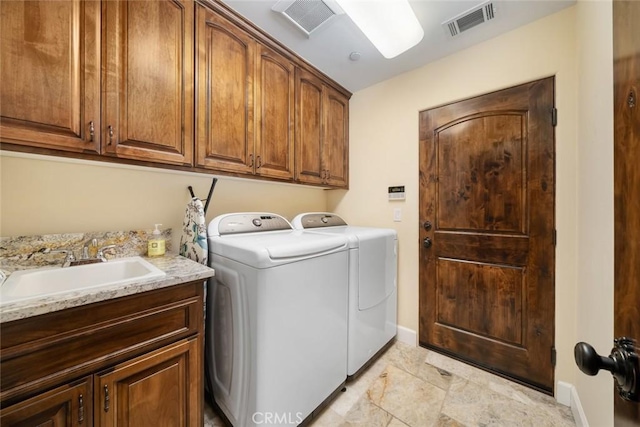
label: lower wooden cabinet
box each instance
[0,281,204,426]
[1,377,92,427]
[95,339,200,427]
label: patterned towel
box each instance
[179,197,208,265]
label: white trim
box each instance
[556,381,572,407]
[570,384,589,427]
[396,325,417,346]
[556,381,589,427]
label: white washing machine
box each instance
[291,213,397,378]
[206,213,349,427]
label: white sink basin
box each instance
[1,257,166,303]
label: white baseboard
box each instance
[556,381,589,427]
[396,325,417,346]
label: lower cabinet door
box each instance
[95,338,200,427]
[0,376,92,426]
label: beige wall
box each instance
[576,0,614,425]
[0,153,328,249]
[329,2,581,405]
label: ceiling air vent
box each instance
[272,0,344,36]
[443,1,497,37]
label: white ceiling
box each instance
[221,0,575,93]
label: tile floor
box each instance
[204,341,576,427]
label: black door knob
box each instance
[423,221,432,231]
[423,237,432,249]
[574,338,639,402]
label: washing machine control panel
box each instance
[216,213,292,235]
[298,213,348,228]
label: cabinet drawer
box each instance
[1,282,203,405]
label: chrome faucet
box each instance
[96,245,117,262]
[81,238,98,260]
[40,248,77,268]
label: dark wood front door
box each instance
[418,77,556,392]
[613,1,640,425]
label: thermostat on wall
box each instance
[388,186,405,201]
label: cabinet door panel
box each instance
[295,69,324,185]
[196,6,254,174]
[255,45,294,179]
[95,339,200,427]
[103,0,193,165]
[0,377,92,427]
[0,0,100,153]
[324,87,349,187]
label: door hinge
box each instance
[551,108,558,127]
[551,346,557,367]
[553,229,557,246]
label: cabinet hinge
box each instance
[551,346,557,367]
[551,108,558,127]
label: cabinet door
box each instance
[95,338,200,427]
[0,0,100,153]
[255,45,295,180]
[196,5,255,175]
[103,0,194,166]
[295,69,325,185]
[0,377,92,427]
[323,87,349,188]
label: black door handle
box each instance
[423,237,432,249]
[574,338,639,402]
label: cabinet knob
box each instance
[256,155,262,169]
[88,121,95,142]
[249,154,254,167]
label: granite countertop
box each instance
[0,253,215,323]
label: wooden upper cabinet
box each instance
[295,69,325,185]
[255,45,295,180]
[103,0,194,166]
[0,0,101,153]
[324,86,349,187]
[295,68,349,188]
[196,5,295,180]
[196,5,255,174]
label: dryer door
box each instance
[358,233,397,310]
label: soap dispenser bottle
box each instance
[148,224,166,257]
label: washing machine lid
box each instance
[208,213,348,268]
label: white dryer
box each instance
[291,213,397,378]
[206,213,349,427]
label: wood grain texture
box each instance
[102,0,194,166]
[324,86,349,188]
[295,68,349,188]
[95,339,198,427]
[255,44,295,180]
[195,4,254,174]
[419,78,555,391]
[0,0,100,153]
[613,0,640,424]
[0,282,203,409]
[295,68,325,185]
[0,377,92,427]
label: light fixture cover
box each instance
[335,0,424,59]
